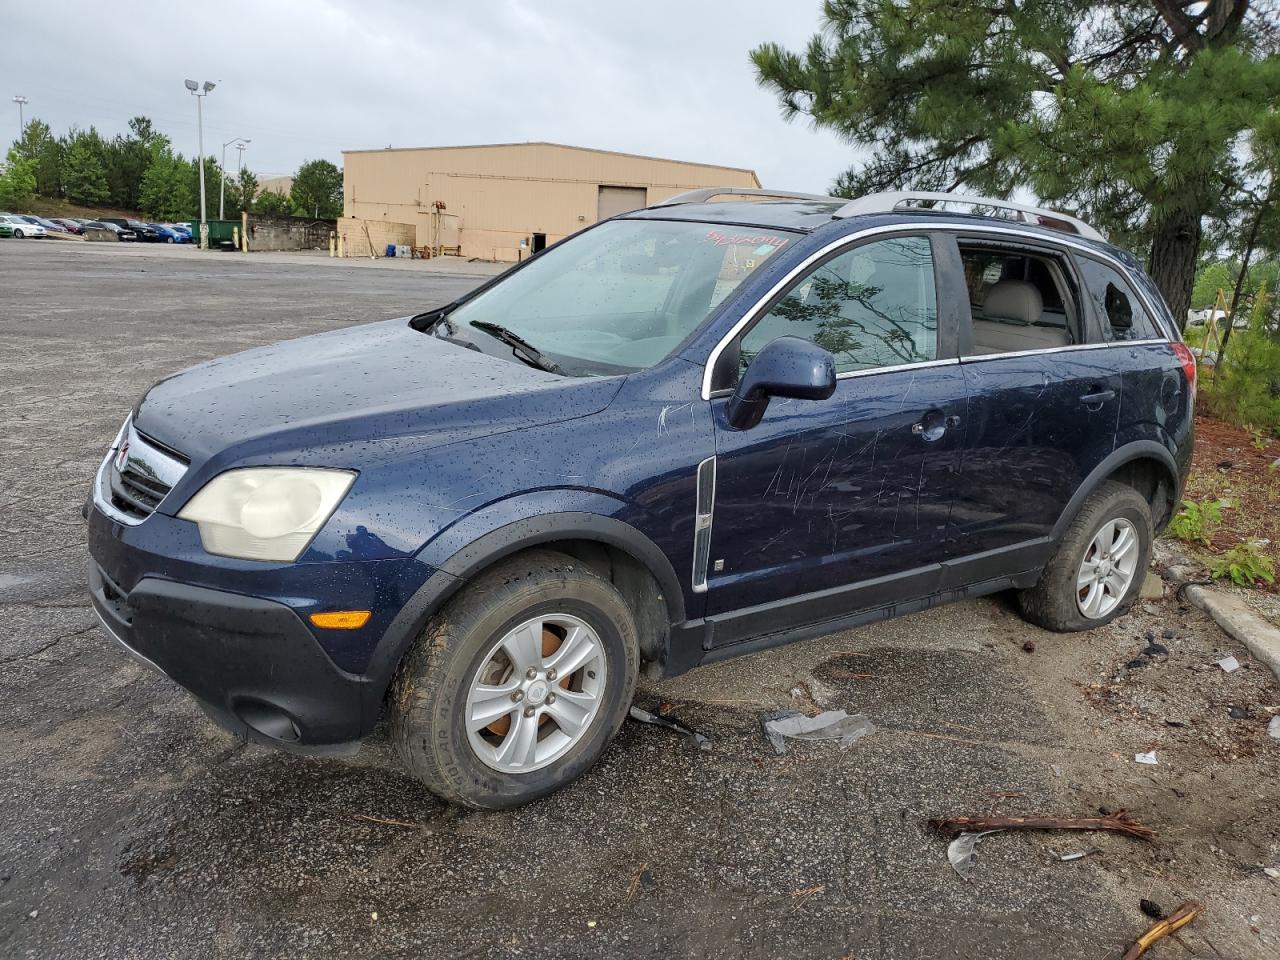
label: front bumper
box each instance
[86,498,438,748]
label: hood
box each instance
[134,318,623,464]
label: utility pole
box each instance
[12,95,28,135]
[185,80,217,249]
[219,137,248,220]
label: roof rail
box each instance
[835,191,1106,242]
[653,187,840,207]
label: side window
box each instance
[738,235,937,375]
[959,246,1077,355]
[1076,257,1159,342]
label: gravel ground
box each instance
[1,241,1278,959]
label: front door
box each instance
[703,234,967,642]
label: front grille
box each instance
[96,419,189,524]
[109,465,171,519]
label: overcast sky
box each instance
[5,1,862,192]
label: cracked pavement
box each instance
[2,242,1278,959]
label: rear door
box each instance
[944,235,1121,578]
[703,233,968,640]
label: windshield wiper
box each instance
[468,321,564,375]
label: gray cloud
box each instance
[4,0,864,192]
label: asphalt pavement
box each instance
[1,241,1277,959]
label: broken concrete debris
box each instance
[1270,715,1280,740]
[760,709,875,755]
[1218,655,1241,673]
[1134,751,1159,765]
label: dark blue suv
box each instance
[87,189,1195,808]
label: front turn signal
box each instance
[309,610,372,630]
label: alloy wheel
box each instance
[464,613,606,774]
[1076,517,1139,619]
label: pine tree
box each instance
[139,147,195,221]
[0,147,37,209]
[62,134,111,205]
[752,1,1280,325]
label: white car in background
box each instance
[0,214,46,238]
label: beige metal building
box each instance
[339,142,760,261]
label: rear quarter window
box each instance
[1076,257,1161,342]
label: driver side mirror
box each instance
[725,336,837,430]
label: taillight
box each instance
[1171,341,1197,398]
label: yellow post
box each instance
[232,226,239,250]
[329,232,336,257]
[338,234,345,258]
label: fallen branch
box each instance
[928,810,1156,842]
[1121,901,1203,960]
[353,813,424,829]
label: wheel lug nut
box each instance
[546,693,556,705]
[511,690,523,703]
[523,706,536,718]
[546,668,557,682]
[526,667,538,680]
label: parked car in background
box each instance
[99,218,160,242]
[82,220,136,241]
[20,215,67,234]
[150,224,189,244]
[0,214,46,238]
[48,218,84,235]
[86,188,1195,809]
[170,223,193,240]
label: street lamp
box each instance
[219,137,249,220]
[12,95,29,134]
[185,79,216,249]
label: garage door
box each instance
[597,186,649,220]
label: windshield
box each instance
[446,218,797,376]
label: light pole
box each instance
[12,95,28,135]
[185,79,216,249]
[219,137,248,220]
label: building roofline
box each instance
[341,140,760,184]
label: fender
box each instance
[1050,440,1180,542]
[356,491,685,722]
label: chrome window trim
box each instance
[92,418,189,526]
[700,222,1170,400]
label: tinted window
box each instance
[1077,258,1159,341]
[738,235,937,375]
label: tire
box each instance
[13,229,23,238]
[390,550,640,809]
[166,237,174,244]
[1018,480,1153,632]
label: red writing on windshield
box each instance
[703,230,790,250]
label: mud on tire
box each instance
[389,550,639,809]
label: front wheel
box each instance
[166,237,174,244]
[390,550,639,809]
[13,229,23,238]
[1018,480,1153,632]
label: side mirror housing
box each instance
[725,336,837,430]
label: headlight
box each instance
[178,468,356,562]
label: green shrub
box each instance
[1207,541,1276,586]
[1166,498,1226,546]
[1203,290,1280,435]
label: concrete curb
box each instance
[1183,583,1280,682]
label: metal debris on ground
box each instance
[1134,751,1159,765]
[1218,655,1241,673]
[1121,900,1203,960]
[945,830,1003,880]
[759,709,876,755]
[929,810,1156,842]
[627,705,711,751]
[1055,848,1100,862]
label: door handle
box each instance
[1080,388,1116,404]
[911,410,956,441]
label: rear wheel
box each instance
[13,229,24,238]
[1018,481,1152,632]
[390,550,639,809]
